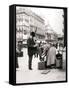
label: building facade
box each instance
[45,25,58,44]
[16,7,45,43]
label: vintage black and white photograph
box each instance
[16,5,67,84]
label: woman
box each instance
[47,44,56,68]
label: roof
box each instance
[16,7,44,24]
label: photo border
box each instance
[12,4,67,85]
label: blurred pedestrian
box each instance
[38,41,44,61]
[16,43,19,69]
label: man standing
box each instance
[27,32,37,70]
[16,43,19,69]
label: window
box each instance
[24,30,27,35]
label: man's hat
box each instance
[30,32,35,37]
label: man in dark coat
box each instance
[16,43,19,69]
[27,32,37,70]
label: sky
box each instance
[29,7,64,35]
[17,6,64,35]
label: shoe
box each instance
[29,68,32,70]
[46,66,51,69]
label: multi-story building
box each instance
[57,34,64,46]
[45,25,58,44]
[16,7,45,44]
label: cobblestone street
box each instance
[16,48,66,84]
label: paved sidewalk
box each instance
[16,48,66,83]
